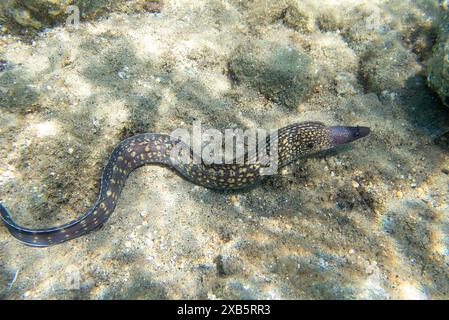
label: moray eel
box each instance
[0,122,370,247]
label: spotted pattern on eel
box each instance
[0,122,370,247]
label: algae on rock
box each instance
[360,33,421,95]
[1,0,164,36]
[228,39,314,109]
[426,12,449,108]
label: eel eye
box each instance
[354,126,360,137]
[307,142,314,148]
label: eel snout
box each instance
[329,125,370,147]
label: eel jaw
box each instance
[328,125,371,147]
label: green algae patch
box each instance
[0,70,39,113]
[229,40,314,109]
[361,34,421,94]
[282,2,316,33]
[426,12,449,108]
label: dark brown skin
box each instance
[0,122,370,247]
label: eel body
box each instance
[0,122,370,247]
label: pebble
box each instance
[351,180,360,188]
[228,195,241,208]
[117,71,127,79]
[68,148,74,155]
[125,241,132,248]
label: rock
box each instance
[142,1,163,13]
[229,39,314,109]
[335,72,357,96]
[0,70,38,112]
[282,2,316,33]
[361,33,421,94]
[214,254,243,277]
[342,3,394,53]
[3,0,73,32]
[308,33,358,90]
[426,12,449,108]
[1,0,162,36]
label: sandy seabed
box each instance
[0,0,448,299]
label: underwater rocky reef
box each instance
[0,0,448,300]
